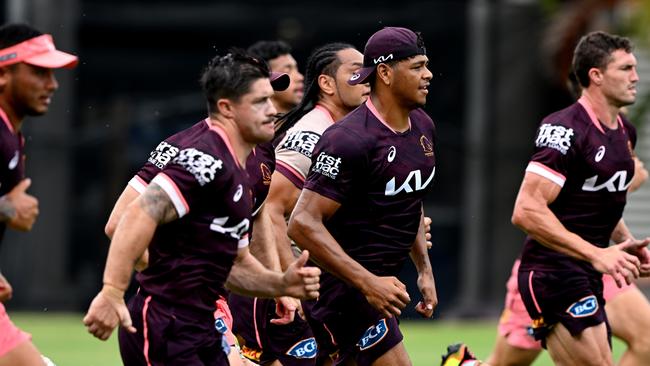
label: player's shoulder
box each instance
[290,106,333,133]
[541,102,586,129]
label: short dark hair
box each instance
[247,40,292,63]
[274,43,355,140]
[572,31,633,88]
[0,23,43,49]
[200,49,270,114]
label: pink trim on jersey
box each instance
[276,161,306,183]
[578,96,625,134]
[323,323,338,346]
[253,298,263,348]
[142,295,153,366]
[205,119,242,169]
[528,271,542,314]
[152,173,190,218]
[0,106,14,134]
[526,161,566,187]
[366,97,411,134]
[128,175,148,194]
[313,104,335,123]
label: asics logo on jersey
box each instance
[173,148,223,186]
[312,152,342,179]
[535,124,574,155]
[387,146,396,162]
[373,54,394,64]
[357,319,388,350]
[148,141,180,169]
[282,130,321,158]
[233,184,243,202]
[385,167,435,196]
[582,170,631,192]
[286,337,317,359]
[210,217,250,240]
[566,295,598,318]
[595,146,606,162]
[8,151,19,170]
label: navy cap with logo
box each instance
[348,26,426,85]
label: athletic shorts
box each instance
[498,260,632,350]
[309,279,403,366]
[119,290,228,366]
[517,266,610,348]
[228,294,316,366]
[0,303,31,357]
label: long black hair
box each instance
[274,42,355,142]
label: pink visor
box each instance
[0,34,78,69]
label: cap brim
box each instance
[23,50,78,69]
[348,66,375,85]
[270,72,290,91]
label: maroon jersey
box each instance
[304,98,437,277]
[246,141,275,216]
[520,96,637,276]
[0,108,24,247]
[129,119,253,312]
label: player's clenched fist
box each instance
[2,178,39,231]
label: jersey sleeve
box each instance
[526,122,578,187]
[152,147,224,218]
[275,128,322,188]
[303,126,367,203]
[129,140,182,193]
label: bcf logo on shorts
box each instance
[357,319,389,350]
[286,337,317,359]
[566,295,598,318]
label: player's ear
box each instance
[376,64,392,86]
[216,98,235,119]
[588,67,603,86]
[0,66,11,89]
[317,74,335,96]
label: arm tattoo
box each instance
[0,196,16,222]
[139,183,179,224]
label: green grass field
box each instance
[11,313,627,365]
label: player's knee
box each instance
[629,332,650,358]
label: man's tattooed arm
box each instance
[138,183,179,225]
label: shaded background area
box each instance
[0,0,649,319]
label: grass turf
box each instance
[10,313,626,365]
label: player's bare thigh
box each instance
[486,332,540,366]
[606,285,650,365]
[545,322,612,366]
[370,341,411,366]
[0,341,44,366]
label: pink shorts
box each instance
[497,260,633,350]
[0,303,31,357]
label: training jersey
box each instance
[128,119,252,312]
[0,108,24,248]
[246,141,275,217]
[304,97,437,277]
[520,96,636,276]
[275,105,335,189]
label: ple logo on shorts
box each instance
[566,295,598,318]
[214,317,229,334]
[285,337,317,359]
[357,319,389,351]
